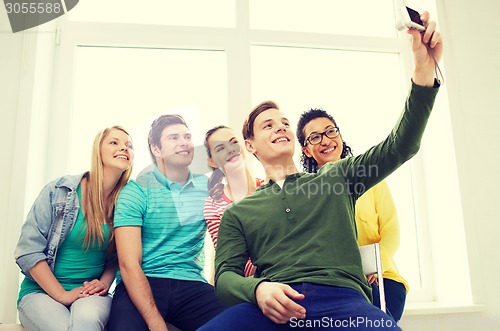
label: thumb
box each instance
[407,29,423,50]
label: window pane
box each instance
[250,0,397,37]
[67,0,236,28]
[70,46,228,178]
[251,45,424,291]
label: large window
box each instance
[70,46,228,177]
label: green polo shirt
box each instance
[214,81,439,305]
[114,167,208,283]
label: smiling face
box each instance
[100,128,134,173]
[151,123,194,169]
[245,108,295,163]
[302,117,343,167]
[207,127,244,173]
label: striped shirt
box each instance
[204,179,263,277]
[114,166,208,283]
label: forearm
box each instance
[120,263,166,330]
[99,263,117,289]
[215,270,266,305]
[342,82,439,196]
[29,260,69,303]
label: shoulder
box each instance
[122,179,144,192]
[204,196,216,211]
[38,173,86,203]
[118,180,146,200]
[192,173,209,186]
[52,172,87,191]
[370,180,391,196]
[317,159,349,176]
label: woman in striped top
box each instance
[203,126,262,279]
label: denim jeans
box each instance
[371,279,406,322]
[198,283,401,331]
[107,278,227,331]
[18,292,112,331]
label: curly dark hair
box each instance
[296,108,353,173]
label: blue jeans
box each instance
[198,283,401,330]
[107,278,227,331]
[371,279,406,322]
[18,292,112,331]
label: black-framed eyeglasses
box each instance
[304,127,340,146]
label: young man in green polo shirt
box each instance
[108,115,226,331]
[199,11,443,331]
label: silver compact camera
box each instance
[395,5,426,31]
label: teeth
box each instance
[115,155,128,160]
[322,147,335,153]
[274,137,288,143]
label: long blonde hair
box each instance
[83,126,133,251]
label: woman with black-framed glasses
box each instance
[296,108,408,322]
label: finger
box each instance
[429,30,442,48]
[423,21,437,44]
[265,304,295,325]
[260,294,300,322]
[89,285,106,295]
[420,11,430,25]
[277,295,306,319]
[265,310,289,324]
[407,29,423,50]
[283,287,305,301]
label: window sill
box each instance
[404,302,485,316]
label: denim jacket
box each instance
[14,173,86,280]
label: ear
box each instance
[208,157,218,169]
[302,145,313,158]
[150,144,162,158]
[245,139,257,156]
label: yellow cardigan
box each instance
[355,180,409,293]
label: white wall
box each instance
[1,0,500,329]
[439,0,500,327]
[0,13,25,322]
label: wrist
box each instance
[54,289,67,304]
[412,69,435,87]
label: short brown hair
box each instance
[148,114,187,165]
[242,101,279,140]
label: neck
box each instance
[262,159,298,182]
[158,162,190,185]
[101,168,122,199]
[225,166,251,203]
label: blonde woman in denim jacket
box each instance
[14,126,134,331]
